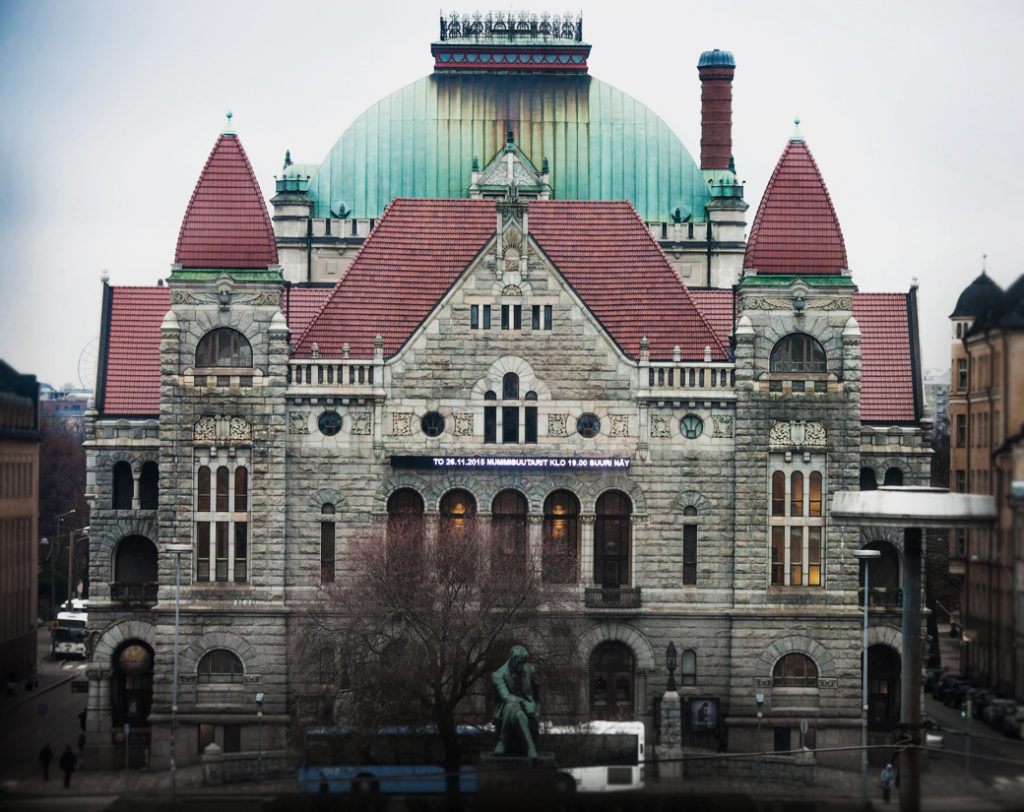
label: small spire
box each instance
[283,149,292,170]
[790,118,804,142]
[982,253,987,274]
[222,110,236,136]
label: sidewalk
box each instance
[0,658,76,718]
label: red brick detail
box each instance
[699,65,734,171]
[745,140,848,275]
[174,134,278,269]
[293,199,728,363]
[853,292,916,423]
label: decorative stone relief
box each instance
[712,415,733,438]
[192,415,253,443]
[804,422,827,447]
[391,413,412,436]
[547,414,568,437]
[194,416,216,442]
[454,412,474,436]
[351,411,373,435]
[650,414,671,438]
[250,291,281,307]
[171,291,195,304]
[744,297,789,311]
[807,297,852,311]
[502,284,523,296]
[229,417,251,441]
[288,412,309,434]
[768,422,791,446]
[610,415,630,437]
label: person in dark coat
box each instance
[880,763,895,804]
[59,745,77,788]
[38,743,53,780]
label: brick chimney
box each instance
[697,49,736,171]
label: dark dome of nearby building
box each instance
[950,271,1002,318]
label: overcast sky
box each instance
[1,0,1021,390]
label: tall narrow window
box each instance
[471,305,479,330]
[501,305,510,330]
[195,459,250,583]
[321,504,335,584]
[112,461,133,509]
[502,406,518,443]
[234,467,248,512]
[525,392,538,444]
[532,305,540,329]
[682,506,697,585]
[768,460,824,587]
[197,466,211,512]
[595,491,631,588]
[387,489,424,550]
[139,462,159,510]
[513,305,522,329]
[484,391,497,444]
[483,305,491,329]
[680,649,697,686]
[216,466,229,512]
[544,305,552,330]
[492,490,527,574]
[440,490,476,543]
[543,490,579,583]
[503,373,519,400]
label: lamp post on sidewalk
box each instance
[854,548,881,808]
[166,543,192,805]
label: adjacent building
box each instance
[82,15,930,770]
[0,360,41,683]
[948,272,1024,697]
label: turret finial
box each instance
[790,118,804,142]
[222,110,236,135]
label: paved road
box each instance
[0,627,87,788]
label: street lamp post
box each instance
[54,509,76,615]
[665,642,677,692]
[166,543,192,805]
[256,692,264,784]
[854,548,882,809]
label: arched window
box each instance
[860,468,878,491]
[860,540,900,595]
[590,642,634,719]
[112,535,158,604]
[769,334,827,374]
[773,653,818,687]
[234,468,248,512]
[195,328,252,368]
[543,490,579,583]
[502,373,519,400]
[682,505,698,585]
[197,649,244,682]
[884,468,904,486]
[771,471,785,517]
[680,648,697,686]
[112,461,133,509]
[440,489,476,541]
[195,463,249,583]
[321,504,335,584]
[492,490,527,573]
[197,466,211,512]
[139,461,159,510]
[790,472,804,516]
[216,466,230,512]
[388,488,424,550]
[595,491,631,588]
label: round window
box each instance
[576,414,600,438]
[421,412,445,437]
[680,414,704,439]
[318,411,343,436]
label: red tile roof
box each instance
[853,292,916,423]
[687,288,735,349]
[294,199,728,362]
[101,287,170,416]
[174,134,278,269]
[745,139,848,275]
[285,285,334,338]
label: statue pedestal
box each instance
[478,752,560,794]
[657,690,684,780]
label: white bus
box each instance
[545,720,646,792]
[52,601,88,659]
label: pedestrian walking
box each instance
[38,743,53,780]
[59,745,77,789]
[880,762,895,804]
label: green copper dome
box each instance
[307,73,712,223]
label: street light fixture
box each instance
[665,642,677,692]
[853,548,882,809]
[256,692,265,784]
[166,542,192,804]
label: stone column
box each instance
[527,514,543,573]
[580,514,595,586]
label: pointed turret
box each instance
[172,116,279,276]
[744,124,848,275]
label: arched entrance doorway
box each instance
[868,645,900,731]
[111,640,154,766]
[589,641,634,719]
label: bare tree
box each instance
[294,514,585,794]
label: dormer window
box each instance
[196,328,252,368]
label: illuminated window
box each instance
[542,490,579,583]
[769,458,824,587]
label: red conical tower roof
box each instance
[745,127,847,275]
[174,122,278,270]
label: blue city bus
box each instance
[297,721,644,795]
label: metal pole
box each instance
[257,706,263,785]
[900,528,923,812]
[171,550,181,803]
[756,712,762,780]
[67,533,75,606]
[965,699,971,779]
[861,558,870,808]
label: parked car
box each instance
[970,689,995,719]
[948,681,978,709]
[932,674,960,704]
[925,668,946,694]
[983,698,1017,729]
[1001,706,1024,739]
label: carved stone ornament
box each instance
[229,417,251,441]
[454,412,474,436]
[807,297,852,312]
[288,412,309,434]
[193,415,253,443]
[744,296,789,311]
[351,411,373,435]
[194,416,217,442]
[712,415,734,438]
[547,413,568,437]
[650,414,671,438]
[818,677,838,689]
[391,413,412,437]
[768,422,792,446]
[250,291,282,307]
[171,291,195,304]
[502,284,523,296]
[804,422,827,447]
[610,415,630,437]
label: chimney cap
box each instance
[698,49,735,69]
